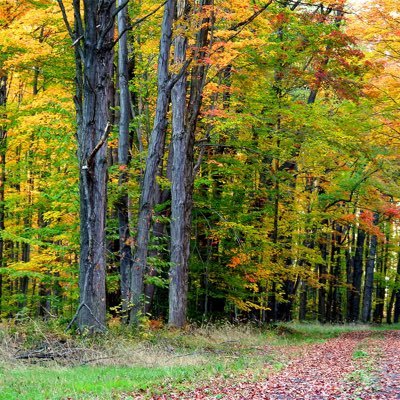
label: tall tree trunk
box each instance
[327,224,343,322]
[0,75,7,314]
[361,213,379,323]
[350,227,365,322]
[144,146,173,315]
[117,0,133,316]
[129,0,175,324]
[332,234,343,322]
[169,0,212,327]
[387,285,396,324]
[391,251,400,323]
[299,280,307,321]
[59,0,117,331]
[345,227,356,321]
[394,251,400,323]
[373,224,388,323]
[318,233,328,323]
[169,0,189,328]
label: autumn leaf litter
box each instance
[133,330,400,400]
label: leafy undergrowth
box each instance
[0,320,399,399]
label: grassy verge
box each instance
[0,363,222,400]
[0,320,398,399]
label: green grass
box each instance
[0,364,217,400]
[353,349,369,359]
[1,321,399,399]
[0,356,273,400]
[264,322,377,345]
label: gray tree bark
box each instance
[117,0,133,316]
[169,0,212,327]
[169,0,189,327]
[58,0,118,331]
[129,0,175,324]
[0,76,7,314]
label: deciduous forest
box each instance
[0,0,399,332]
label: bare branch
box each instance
[324,168,380,211]
[73,0,84,38]
[72,35,84,47]
[97,0,130,50]
[229,1,273,32]
[275,0,354,15]
[65,302,84,331]
[193,140,207,176]
[166,59,192,91]
[209,1,273,57]
[113,1,167,47]
[73,0,84,36]
[86,122,111,167]
[290,0,302,11]
[56,0,74,40]
[112,0,130,19]
[65,302,107,332]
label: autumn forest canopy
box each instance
[0,0,400,332]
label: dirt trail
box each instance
[371,331,400,399]
[149,330,400,400]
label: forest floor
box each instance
[0,322,399,399]
[143,330,400,400]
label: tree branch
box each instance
[56,0,74,40]
[86,122,111,167]
[97,0,130,50]
[166,59,192,91]
[229,1,273,32]
[72,35,84,47]
[324,168,380,211]
[209,1,273,57]
[113,1,167,47]
[73,0,84,37]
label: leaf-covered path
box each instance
[148,330,400,400]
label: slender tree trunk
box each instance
[392,251,400,323]
[144,148,173,315]
[20,144,34,309]
[169,0,212,327]
[394,253,400,323]
[395,290,400,324]
[387,285,396,324]
[0,76,7,314]
[327,225,342,322]
[129,0,175,324]
[318,234,328,323]
[350,227,365,322]
[361,213,379,323]
[373,224,388,323]
[299,280,307,321]
[117,0,133,316]
[169,0,190,328]
[345,228,356,321]
[332,235,343,322]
